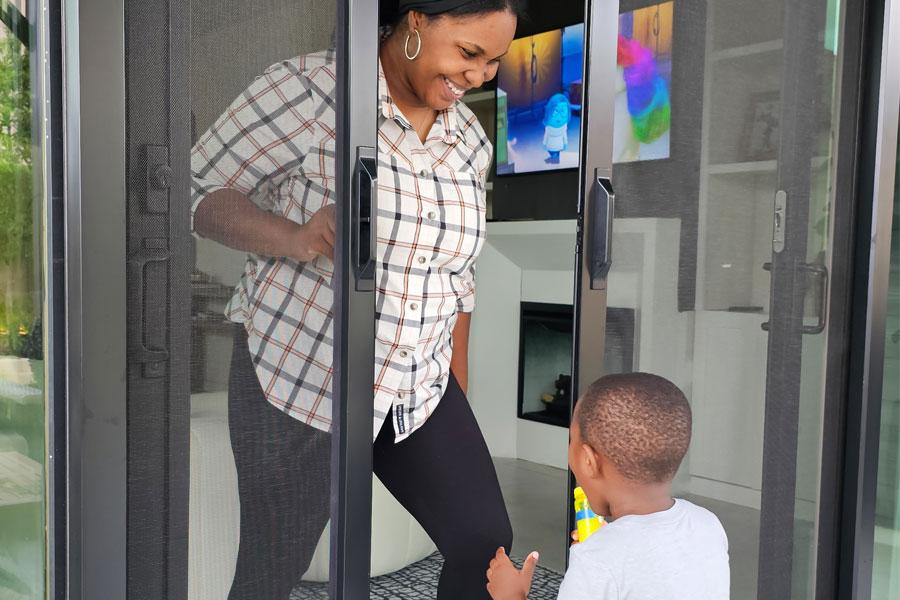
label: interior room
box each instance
[182,0,840,598]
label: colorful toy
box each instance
[574,486,606,542]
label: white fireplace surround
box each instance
[467,217,691,471]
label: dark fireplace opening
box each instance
[518,302,636,428]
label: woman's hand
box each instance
[289,204,336,262]
[486,547,538,600]
[194,189,335,262]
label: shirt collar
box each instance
[378,59,461,144]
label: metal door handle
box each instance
[760,262,829,334]
[800,263,828,334]
[127,245,170,374]
[588,171,615,290]
[353,146,377,291]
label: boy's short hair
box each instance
[576,373,691,484]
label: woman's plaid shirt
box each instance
[191,51,491,441]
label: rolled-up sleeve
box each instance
[456,263,477,313]
[455,137,492,314]
[190,60,319,231]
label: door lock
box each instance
[772,190,787,254]
[145,145,171,214]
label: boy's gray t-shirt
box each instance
[558,498,730,599]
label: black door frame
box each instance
[568,0,620,554]
[756,0,839,595]
[63,0,129,596]
[835,0,900,598]
[331,0,379,597]
[123,0,192,596]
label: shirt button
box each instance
[419,169,428,177]
[398,392,405,400]
[417,256,427,264]
[427,211,437,220]
[410,302,419,311]
[399,350,409,358]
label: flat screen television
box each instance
[495,23,585,176]
[494,1,674,176]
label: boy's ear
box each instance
[580,443,602,479]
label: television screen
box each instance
[495,24,585,176]
[614,1,673,163]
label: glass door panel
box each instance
[0,1,48,597]
[871,112,899,599]
[124,0,377,597]
[188,0,341,598]
[364,2,610,597]
[188,4,338,597]
[599,0,846,598]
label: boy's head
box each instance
[569,373,691,514]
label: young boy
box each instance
[486,373,730,599]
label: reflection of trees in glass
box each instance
[0,28,36,357]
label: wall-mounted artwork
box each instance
[614,0,673,163]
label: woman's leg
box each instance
[227,328,332,600]
[373,375,513,600]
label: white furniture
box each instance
[187,391,435,600]
[467,218,689,471]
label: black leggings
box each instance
[227,329,512,599]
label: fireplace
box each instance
[517,302,636,428]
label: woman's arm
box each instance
[451,311,472,395]
[191,60,335,260]
[193,188,335,261]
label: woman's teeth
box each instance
[444,77,465,98]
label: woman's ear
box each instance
[407,10,424,31]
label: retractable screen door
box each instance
[122,0,377,597]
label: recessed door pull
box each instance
[588,170,615,290]
[352,146,377,291]
[128,242,170,377]
[760,262,829,334]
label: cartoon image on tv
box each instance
[542,93,572,164]
[495,25,584,175]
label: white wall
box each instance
[468,243,522,459]
[470,218,690,472]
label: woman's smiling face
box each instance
[402,10,517,110]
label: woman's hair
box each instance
[543,93,571,127]
[379,0,527,28]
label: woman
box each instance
[191,1,523,598]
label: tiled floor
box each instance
[494,457,765,599]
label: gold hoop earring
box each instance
[404,29,422,60]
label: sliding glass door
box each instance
[70,0,380,597]
[65,0,890,597]
[573,0,868,598]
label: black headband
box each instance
[398,0,479,15]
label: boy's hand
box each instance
[486,547,539,600]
